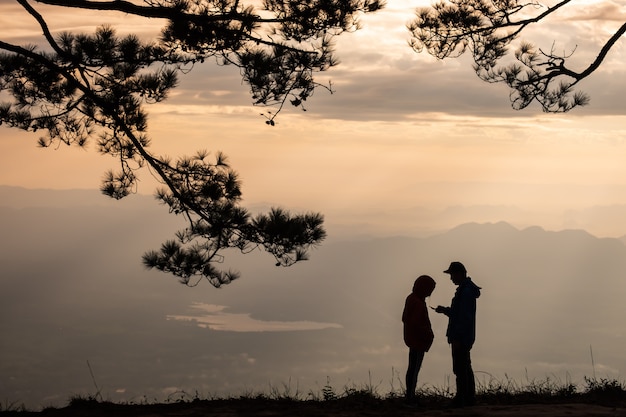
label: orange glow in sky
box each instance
[1,0,626,236]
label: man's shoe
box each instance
[447,397,465,408]
[403,397,421,408]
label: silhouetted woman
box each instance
[402,275,436,406]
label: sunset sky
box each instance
[2,0,626,237]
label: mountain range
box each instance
[1,186,624,409]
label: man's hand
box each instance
[435,305,449,314]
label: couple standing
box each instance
[402,261,482,408]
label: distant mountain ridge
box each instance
[0,185,155,209]
[3,184,626,240]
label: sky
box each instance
[1,0,626,236]
[1,0,626,409]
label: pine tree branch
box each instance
[34,0,283,23]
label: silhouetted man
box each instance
[402,275,436,406]
[435,261,481,407]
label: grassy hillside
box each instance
[3,376,625,416]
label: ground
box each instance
[3,398,626,417]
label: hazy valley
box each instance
[1,186,625,409]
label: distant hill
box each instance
[1,186,625,410]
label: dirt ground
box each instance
[4,400,626,417]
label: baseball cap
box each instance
[443,261,466,274]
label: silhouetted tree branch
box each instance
[0,0,383,286]
[408,0,625,112]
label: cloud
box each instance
[564,1,626,21]
[2,1,624,122]
[167,303,343,332]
